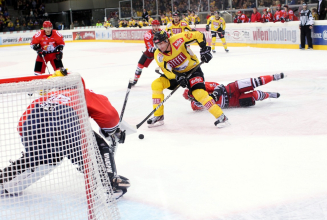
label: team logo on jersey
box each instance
[189,76,203,88]
[157,53,164,62]
[167,52,186,68]
[181,22,187,26]
[172,28,182,34]
[172,38,184,49]
[144,32,152,40]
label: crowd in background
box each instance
[0,0,47,32]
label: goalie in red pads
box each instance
[183,73,285,110]
[30,21,65,75]
[0,69,130,199]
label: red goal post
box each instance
[0,73,119,220]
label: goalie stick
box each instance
[135,61,204,129]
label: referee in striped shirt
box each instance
[299,2,314,49]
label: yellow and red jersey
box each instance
[154,31,205,79]
[30,30,65,53]
[207,16,226,31]
[166,21,191,36]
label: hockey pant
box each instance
[211,30,227,50]
[34,52,63,75]
[0,104,82,195]
[151,66,224,118]
[225,76,273,107]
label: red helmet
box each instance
[263,8,267,12]
[237,10,242,14]
[277,4,281,7]
[151,20,160,26]
[43,21,53,28]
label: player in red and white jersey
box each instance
[1,69,130,199]
[273,4,285,22]
[132,20,168,86]
[283,5,298,21]
[182,73,285,111]
[234,11,249,23]
[30,21,65,75]
[261,8,273,22]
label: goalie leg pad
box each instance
[1,163,58,195]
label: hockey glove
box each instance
[221,30,225,35]
[210,84,224,102]
[37,49,45,58]
[32,44,41,51]
[205,25,209,31]
[200,46,212,63]
[280,18,285,23]
[148,47,156,53]
[176,75,189,88]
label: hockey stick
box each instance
[119,79,134,123]
[136,61,204,129]
[41,54,51,75]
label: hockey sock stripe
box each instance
[253,90,269,101]
[102,124,119,135]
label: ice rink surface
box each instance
[0,42,327,220]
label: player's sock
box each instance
[133,66,143,86]
[221,38,227,50]
[252,90,270,101]
[273,73,285,81]
[252,75,273,88]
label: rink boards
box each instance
[0,21,326,50]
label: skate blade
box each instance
[216,121,231,128]
[148,121,164,128]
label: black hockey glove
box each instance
[221,30,225,35]
[32,44,41,51]
[205,25,209,31]
[148,47,156,53]
[176,75,189,88]
[200,46,212,63]
[56,51,63,60]
[37,49,45,58]
[210,84,224,102]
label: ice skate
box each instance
[147,115,164,128]
[111,175,130,200]
[214,113,229,128]
[212,50,216,53]
[225,49,229,52]
[267,92,280,98]
[273,73,285,81]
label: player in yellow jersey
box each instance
[148,17,153,25]
[166,12,192,36]
[182,14,190,24]
[190,11,201,25]
[148,30,229,127]
[137,19,144,28]
[129,18,136,27]
[161,14,169,25]
[104,20,111,28]
[206,11,229,53]
[143,19,149,26]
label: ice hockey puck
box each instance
[139,134,144,139]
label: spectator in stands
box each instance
[15,18,20,28]
[251,7,261,22]
[317,0,326,20]
[17,0,22,10]
[312,8,319,20]
[3,10,8,18]
[32,0,36,9]
[173,6,180,13]
[58,22,63,30]
[142,8,148,21]
[7,20,14,31]
[96,20,102,26]
[27,18,33,29]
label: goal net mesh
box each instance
[0,73,120,220]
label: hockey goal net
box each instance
[0,73,119,220]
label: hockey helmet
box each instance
[237,10,242,14]
[263,8,267,12]
[302,2,307,5]
[151,19,160,26]
[153,30,168,45]
[43,21,53,28]
[172,12,180,17]
[284,4,288,8]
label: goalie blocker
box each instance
[0,70,130,199]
